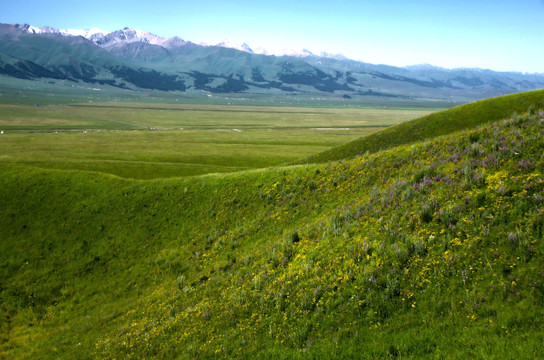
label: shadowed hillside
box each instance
[1,92,544,358]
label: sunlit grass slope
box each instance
[298,88,544,164]
[1,101,544,358]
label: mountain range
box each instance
[1,23,544,100]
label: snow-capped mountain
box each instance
[14,23,53,34]
[319,52,348,61]
[208,41,319,59]
[4,22,544,99]
[61,28,107,43]
[246,46,312,58]
[17,24,336,60]
[60,28,105,37]
[17,24,187,49]
[92,27,174,48]
[279,48,316,58]
[213,40,254,53]
[15,23,106,39]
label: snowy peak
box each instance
[204,41,320,58]
[15,23,47,34]
[16,24,343,59]
[61,28,107,42]
[206,40,254,53]
[253,48,316,58]
[16,24,106,38]
[213,43,318,58]
[85,27,189,49]
[319,52,348,61]
[93,27,169,48]
[204,42,347,60]
[284,48,315,58]
[16,24,188,49]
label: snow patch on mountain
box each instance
[15,24,45,34]
[319,52,348,61]
[61,28,107,40]
[17,24,346,60]
[18,24,188,49]
[252,47,316,58]
[93,27,170,48]
[213,40,254,53]
[17,24,105,38]
[282,48,316,58]
[251,46,349,60]
[215,43,318,58]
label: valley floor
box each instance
[0,102,433,178]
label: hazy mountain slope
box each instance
[305,57,544,97]
[1,92,543,358]
[114,38,544,98]
[0,24,187,91]
[0,53,65,79]
[2,23,544,99]
[0,24,119,77]
[298,88,544,164]
[109,43,353,93]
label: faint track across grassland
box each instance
[45,105,153,129]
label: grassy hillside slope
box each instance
[297,88,544,164]
[1,104,544,358]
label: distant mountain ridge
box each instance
[1,23,544,99]
[17,23,319,58]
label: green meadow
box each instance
[0,102,434,178]
[1,88,544,359]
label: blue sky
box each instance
[2,0,543,73]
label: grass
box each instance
[58,103,431,129]
[0,102,435,178]
[298,88,544,164]
[0,104,137,130]
[1,90,544,358]
[0,130,330,178]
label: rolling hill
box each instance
[297,89,544,164]
[1,90,543,358]
[2,23,544,100]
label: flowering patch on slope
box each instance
[1,110,543,359]
[94,111,544,358]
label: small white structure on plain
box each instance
[0,130,3,134]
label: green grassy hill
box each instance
[297,89,544,164]
[1,93,544,358]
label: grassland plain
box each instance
[1,91,544,358]
[0,102,434,178]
